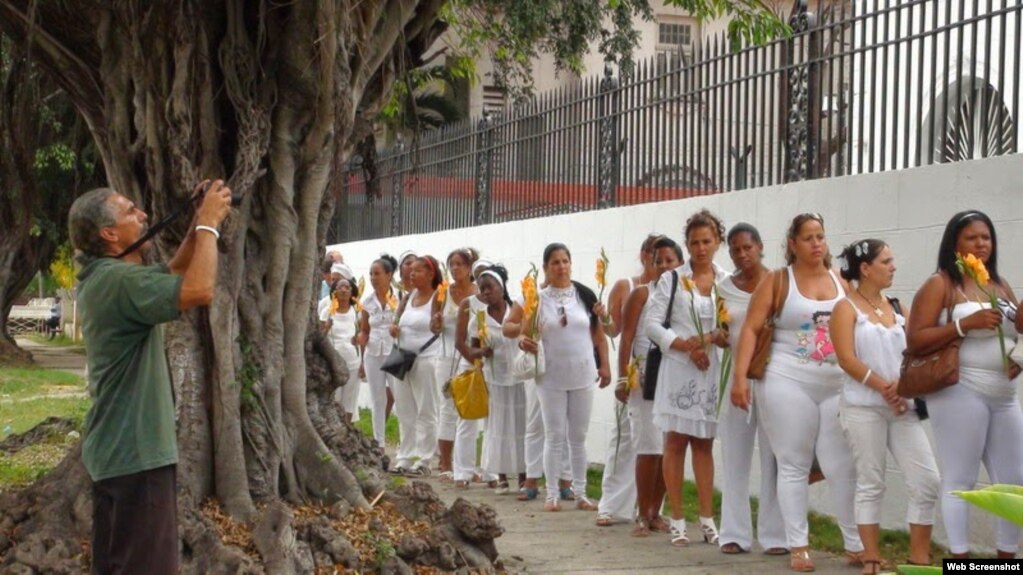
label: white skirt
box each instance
[484,384,526,475]
[652,355,719,439]
[628,385,663,455]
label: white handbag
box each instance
[511,341,545,382]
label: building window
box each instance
[658,22,692,49]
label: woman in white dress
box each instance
[733,213,863,572]
[505,242,611,511]
[618,236,682,536]
[832,238,939,573]
[436,248,480,480]
[356,254,399,445]
[463,265,525,491]
[720,223,786,555]
[320,277,362,423]
[906,210,1023,560]
[645,210,728,547]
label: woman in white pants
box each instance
[834,237,937,568]
[733,213,863,572]
[357,255,399,446]
[646,210,728,547]
[832,238,940,573]
[597,234,661,528]
[906,210,1023,559]
[320,277,362,423]
[389,255,444,476]
[617,236,682,536]
[721,223,787,555]
[436,248,480,480]
[464,266,525,491]
[506,242,611,511]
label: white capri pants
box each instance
[391,355,440,470]
[839,402,940,526]
[363,353,394,445]
[334,356,362,420]
[760,377,862,551]
[927,383,1023,554]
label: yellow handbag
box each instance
[449,365,489,420]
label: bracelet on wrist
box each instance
[954,318,966,338]
[860,368,873,386]
[195,225,220,239]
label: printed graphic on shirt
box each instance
[796,311,835,364]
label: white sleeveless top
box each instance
[323,307,360,365]
[840,299,906,408]
[941,298,1018,398]
[766,267,846,388]
[716,275,753,353]
[362,292,395,356]
[398,290,440,358]
[439,285,461,358]
[468,305,516,386]
[537,285,597,391]
[633,282,654,359]
[455,296,489,372]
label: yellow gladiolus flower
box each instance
[958,252,990,287]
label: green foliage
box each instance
[355,409,399,446]
[374,538,396,566]
[0,444,70,490]
[953,485,1023,528]
[441,0,787,99]
[896,566,942,575]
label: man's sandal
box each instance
[595,512,616,527]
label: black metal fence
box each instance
[331,0,1023,243]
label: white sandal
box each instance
[669,518,689,546]
[699,516,719,545]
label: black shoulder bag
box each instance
[642,270,678,401]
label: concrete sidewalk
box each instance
[14,337,86,377]
[419,474,861,575]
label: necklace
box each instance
[857,288,886,318]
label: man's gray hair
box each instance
[69,187,118,265]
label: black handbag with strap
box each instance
[642,270,678,401]
[380,334,439,381]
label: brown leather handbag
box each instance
[897,276,959,398]
[748,268,789,381]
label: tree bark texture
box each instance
[0,2,498,573]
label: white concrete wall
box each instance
[335,154,1023,549]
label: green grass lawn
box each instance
[26,333,83,349]
[0,365,90,491]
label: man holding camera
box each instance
[68,180,232,574]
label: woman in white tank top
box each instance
[719,223,786,556]
[733,213,863,571]
[906,211,1023,559]
[389,256,445,476]
[503,243,611,512]
[832,239,939,571]
[319,278,362,423]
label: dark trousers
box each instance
[91,465,178,575]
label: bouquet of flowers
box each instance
[521,264,540,339]
[956,252,1010,371]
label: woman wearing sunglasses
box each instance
[505,242,611,511]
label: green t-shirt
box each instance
[77,258,183,481]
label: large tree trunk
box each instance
[0,2,497,573]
